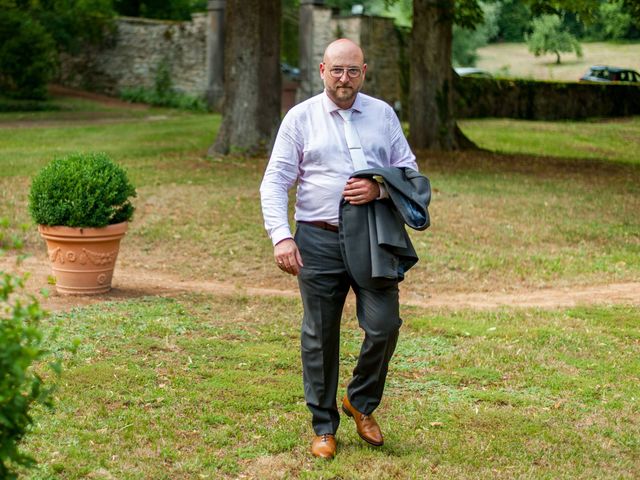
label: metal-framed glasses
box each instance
[328,67,362,79]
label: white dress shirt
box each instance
[260,91,418,246]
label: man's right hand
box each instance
[274,238,304,276]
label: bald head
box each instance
[323,39,365,65]
[320,38,367,109]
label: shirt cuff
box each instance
[271,226,293,246]
[377,183,389,200]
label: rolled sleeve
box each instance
[259,114,302,244]
[387,107,418,171]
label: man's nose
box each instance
[338,69,350,80]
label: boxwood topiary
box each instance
[28,152,136,228]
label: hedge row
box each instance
[455,77,640,120]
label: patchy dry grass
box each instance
[476,42,640,81]
[1,98,639,296]
[19,295,640,479]
[413,149,640,294]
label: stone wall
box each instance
[58,8,404,109]
[58,16,208,96]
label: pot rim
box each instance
[38,221,128,239]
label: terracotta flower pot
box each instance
[38,222,128,295]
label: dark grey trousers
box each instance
[295,222,401,435]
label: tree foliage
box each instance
[34,0,116,54]
[453,1,500,66]
[527,14,583,64]
[494,0,531,41]
[112,0,207,20]
[282,0,300,66]
[596,0,638,39]
[0,0,114,99]
[0,10,56,99]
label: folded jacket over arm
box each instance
[339,167,431,289]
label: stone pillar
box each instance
[206,0,225,111]
[298,0,328,102]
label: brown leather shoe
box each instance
[311,434,336,458]
[342,395,384,446]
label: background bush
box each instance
[119,59,208,111]
[28,153,137,228]
[0,0,114,100]
[454,76,640,120]
[0,11,56,100]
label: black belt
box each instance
[299,221,339,233]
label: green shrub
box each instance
[119,58,208,112]
[0,222,57,479]
[119,86,208,112]
[0,272,52,479]
[28,153,137,228]
[0,11,56,100]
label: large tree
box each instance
[410,0,478,150]
[409,0,629,150]
[209,0,282,155]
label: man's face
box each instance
[320,45,366,109]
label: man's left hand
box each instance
[343,178,379,205]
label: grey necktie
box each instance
[338,109,368,171]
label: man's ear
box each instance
[319,62,326,79]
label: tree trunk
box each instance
[555,51,561,64]
[410,0,476,150]
[209,0,281,156]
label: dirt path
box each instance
[3,256,638,312]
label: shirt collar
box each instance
[323,90,363,114]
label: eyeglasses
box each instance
[328,67,362,79]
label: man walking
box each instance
[260,39,424,458]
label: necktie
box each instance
[337,109,368,171]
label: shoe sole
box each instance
[341,404,384,447]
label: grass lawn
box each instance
[1,94,639,478]
[476,42,640,81]
[21,296,640,479]
[1,99,639,296]
[459,117,640,165]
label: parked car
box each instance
[580,65,640,84]
[281,62,301,82]
[454,67,493,78]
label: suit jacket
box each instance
[338,167,431,289]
